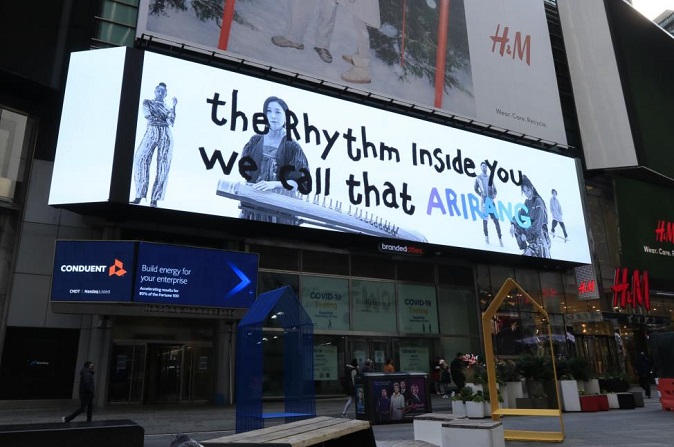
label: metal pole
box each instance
[218,0,237,50]
[434,0,450,108]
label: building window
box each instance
[94,0,140,48]
[0,108,33,203]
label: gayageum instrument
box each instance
[216,179,427,242]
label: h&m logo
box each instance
[610,268,649,311]
[654,220,674,243]
[490,24,531,66]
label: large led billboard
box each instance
[50,240,258,309]
[615,177,674,281]
[49,48,591,264]
[135,0,567,144]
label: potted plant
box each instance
[466,391,486,418]
[483,387,503,417]
[496,359,522,409]
[516,355,550,395]
[558,373,581,412]
[452,386,473,417]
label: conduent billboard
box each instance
[49,48,591,264]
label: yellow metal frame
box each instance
[482,278,565,442]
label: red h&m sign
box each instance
[610,268,650,311]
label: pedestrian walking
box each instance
[63,361,96,422]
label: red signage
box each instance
[610,268,650,311]
[577,280,596,295]
[654,220,674,243]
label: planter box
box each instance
[582,379,600,395]
[631,391,645,407]
[606,393,619,409]
[452,400,467,417]
[505,381,524,409]
[559,380,581,412]
[466,401,486,418]
[498,384,509,409]
[616,392,636,409]
[580,394,609,412]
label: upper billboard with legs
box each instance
[136,0,567,145]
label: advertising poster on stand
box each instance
[369,375,428,423]
[136,0,567,144]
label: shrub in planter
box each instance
[466,392,486,418]
[452,392,467,417]
[567,357,591,382]
[496,360,520,383]
[517,354,554,382]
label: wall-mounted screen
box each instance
[134,242,258,308]
[51,240,258,309]
[136,0,567,144]
[49,48,591,264]
[50,240,135,302]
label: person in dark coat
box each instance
[450,353,467,392]
[63,361,95,422]
[636,351,653,398]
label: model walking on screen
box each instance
[549,188,568,241]
[474,161,503,246]
[131,82,177,208]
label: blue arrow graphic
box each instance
[225,261,251,298]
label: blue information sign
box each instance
[133,242,258,308]
[51,240,135,302]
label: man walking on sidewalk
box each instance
[63,361,96,422]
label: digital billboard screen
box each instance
[50,240,135,302]
[133,242,258,309]
[135,0,567,145]
[615,177,674,281]
[49,48,591,264]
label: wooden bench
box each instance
[202,416,376,447]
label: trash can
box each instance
[356,372,431,424]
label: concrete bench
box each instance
[442,420,505,447]
[631,391,645,407]
[413,412,466,446]
[0,419,144,447]
[616,392,636,409]
[202,416,376,447]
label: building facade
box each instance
[0,0,672,408]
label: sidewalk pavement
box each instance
[0,387,671,446]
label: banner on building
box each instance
[136,0,566,144]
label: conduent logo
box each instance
[60,259,127,277]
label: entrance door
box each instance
[349,338,394,372]
[145,344,183,403]
[109,344,146,403]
